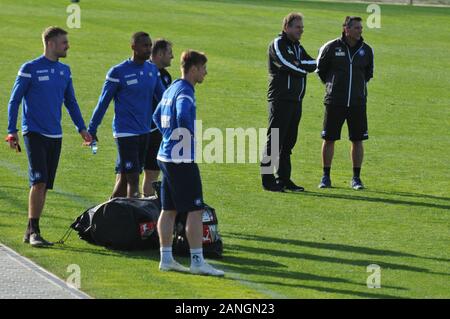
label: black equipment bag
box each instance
[70,182,223,257]
[70,197,160,250]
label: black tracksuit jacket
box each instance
[267,32,317,102]
[316,34,374,107]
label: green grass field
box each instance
[0,0,449,299]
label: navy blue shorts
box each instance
[115,134,150,174]
[157,160,204,213]
[144,130,162,171]
[23,132,62,189]
[321,104,369,141]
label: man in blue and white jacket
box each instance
[153,50,224,277]
[6,26,92,247]
[88,32,165,198]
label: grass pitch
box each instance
[0,0,449,298]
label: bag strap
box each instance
[55,226,74,245]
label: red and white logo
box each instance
[139,222,156,238]
[202,225,212,243]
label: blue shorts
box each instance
[157,160,204,213]
[115,134,150,174]
[23,132,62,189]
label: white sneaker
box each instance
[190,262,225,277]
[159,260,189,273]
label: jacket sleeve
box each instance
[365,46,374,82]
[316,41,333,84]
[152,102,162,132]
[153,70,165,104]
[175,93,195,136]
[299,46,317,73]
[269,38,308,77]
[7,64,32,134]
[64,69,87,132]
[88,68,120,134]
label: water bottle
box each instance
[90,141,98,154]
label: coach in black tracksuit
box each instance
[261,12,316,192]
[316,16,374,190]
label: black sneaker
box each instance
[29,233,54,248]
[23,233,30,244]
[280,179,305,192]
[318,175,332,188]
[262,174,285,192]
[351,177,364,190]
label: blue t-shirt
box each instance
[153,79,196,163]
[88,59,165,138]
[7,55,86,137]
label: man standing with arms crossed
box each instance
[6,26,92,247]
[142,39,173,197]
[261,12,317,192]
[317,16,374,190]
[88,32,165,198]
[153,50,224,276]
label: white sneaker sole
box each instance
[190,269,225,277]
[159,263,189,273]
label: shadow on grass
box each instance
[219,256,408,298]
[364,190,450,203]
[225,243,449,277]
[226,232,450,264]
[247,279,408,299]
[51,243,161,260]
[289,190,450,211]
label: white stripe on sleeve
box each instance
[300,60,317,65]
[176,94,194,104]
[18,71,32,78]
[106,76,120,83]
[274,38,306,74]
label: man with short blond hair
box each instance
[6,26,92,247]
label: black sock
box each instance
[323,167,331,177]
[353,167,361,178]
[29,218,40,234]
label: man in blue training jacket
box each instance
[6,26,92,247]
[88,32,165,198]
[153,50,224,276]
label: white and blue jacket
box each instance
[88,59,165,137]
[7,55,87,137]
[153,79,196,163]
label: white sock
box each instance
[160,246,174,264]
[190,248,205,267]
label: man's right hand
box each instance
[5,133,20,150]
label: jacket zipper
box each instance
[288,75,291,90]
[363,79,366,97]
[346,44,364,107]
[299,77,304,101]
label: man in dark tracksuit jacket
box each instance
[316,16,374,190]
[261,12,316,192]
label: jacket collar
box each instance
[340,32,364,48]
[280,31,300,46]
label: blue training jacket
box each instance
[7,55,87,137]
[153,79,197,163]
[88,59,165,138]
